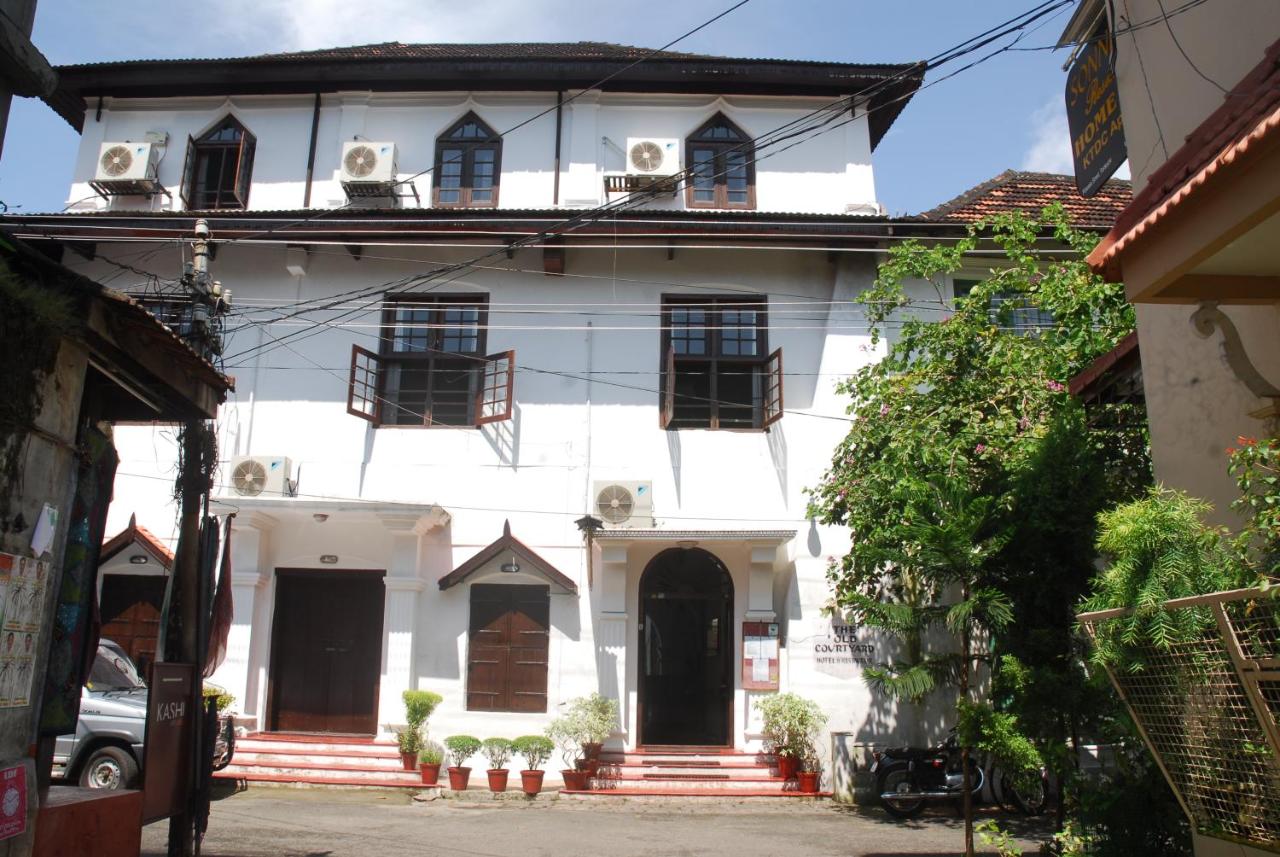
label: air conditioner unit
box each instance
[340,141,398,184]
[92,142,162,194]
[625,138,680,177]
[228,456,295,498]
[593,480,655,528]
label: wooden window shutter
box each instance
[659,344,676,429]
[232,127,256,208]
[762,347,784,429]
[180,135,197,209]
[467,584,549,712]
[475,350,515,425]
[347,344,382,423]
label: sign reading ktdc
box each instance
[1066,34,1126,198]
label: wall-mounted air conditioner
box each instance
[341,141,397,183]
[92,142,163,196]
[625,138,680,177]
[228,456,296,498]
[593,480,655,528]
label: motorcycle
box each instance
[870,729,985,818]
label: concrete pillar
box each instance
[219,511,275,730]
[563,91,601,206]
[375,513,434,731]
[597,544,629,739]
[746,544,779,621]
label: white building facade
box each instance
[13,44,945,771]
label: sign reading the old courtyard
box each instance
[811,620,877,679]
[1066,33,1126,197]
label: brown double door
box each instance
[269,570,385,734]
[100,574,167,680]
[466,584,550,712]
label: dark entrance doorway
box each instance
[268,570,385,734]
[638,548,734,747]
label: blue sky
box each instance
[0,0,1097,216]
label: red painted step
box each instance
[562,788,831,798]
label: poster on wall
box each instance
[742,622,780,690]
[0,553,49,709]
[0,765,27,842]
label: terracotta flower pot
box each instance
[419,762,440,786]
[797,771,819,793]
[447,766,471,791]
[575,757,600,776]
[487,769,509,792]
[520,770,545,796]
[776,755,799,780]
[561,769,590,791]
[401,751,418,771]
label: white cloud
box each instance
[1021,97,1130,180]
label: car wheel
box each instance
[79,746,138,790]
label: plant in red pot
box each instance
[397,726,421,772]
[481,738,514,793]
[399,689,443,771]
[418,741,444,786]
[546,714,589,791]
[797,750,821,794]
[512,735,554,797]
[572,692,618,777]
[443,735,481,792]
[755,692,827,782]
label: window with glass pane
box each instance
[182,116,256,210]
[685,113,754,210]
[954,278,1055,333]
[662,297,769,429]
[379,296,488,426]
[433,112,502,208]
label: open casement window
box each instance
[433,112,501,208]
[685,113,755,211]
[659,296,781,430]
[180,116,256,210]
[466,583,549,713]
[344,295,514,428]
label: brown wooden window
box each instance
[466,583,549,713]
[181,116,256,210]
[433,112,501,208]
[685,113,755,211]
[346,294,514,428]
[659,296,782,431]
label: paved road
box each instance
[142,786,1054,856]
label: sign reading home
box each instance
[811,621,877,679]
[1065,33,1126,198]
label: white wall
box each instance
[67,91,879,216]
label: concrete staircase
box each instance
[214,733,423,790]
[573,749,828,798]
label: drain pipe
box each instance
[553,91,564,206]
[302,93,321,207]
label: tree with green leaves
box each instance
[808,208,1143,855]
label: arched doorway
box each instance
[638,548,734,746]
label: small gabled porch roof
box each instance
[439,520,577,595]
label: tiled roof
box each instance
[100,514,174,567]
[921,170,1132,229]
[256,42,710,63]
[1088,37,1280,278]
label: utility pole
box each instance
[168,219,229,857]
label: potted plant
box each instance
[481,737,514,793]
[755,692,826,781]
[399,689,442,771]
[418,740,444,786]
[512,735,554,796]
[443,735,481,792]
[797,749,821,794]
[397,726,422,771]
[567,693,617,775]
[546,715,589,791]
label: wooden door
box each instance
[269,571,385,734]
[99,575,167,681]
[466,584,549,712]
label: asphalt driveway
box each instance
[142,785,1054,856]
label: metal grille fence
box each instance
[1079,587,1280,851]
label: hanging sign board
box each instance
[742,621,780,691]
[1066,32,1126,198]
[143,662,194,823]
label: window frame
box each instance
[659,295,780,431]
[180,115,256,211]
[953,277,1055,333]
[432,112,502,209]
[684,113,756,211]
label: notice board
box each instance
[741,621,780,691]
[143,662,194,823]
